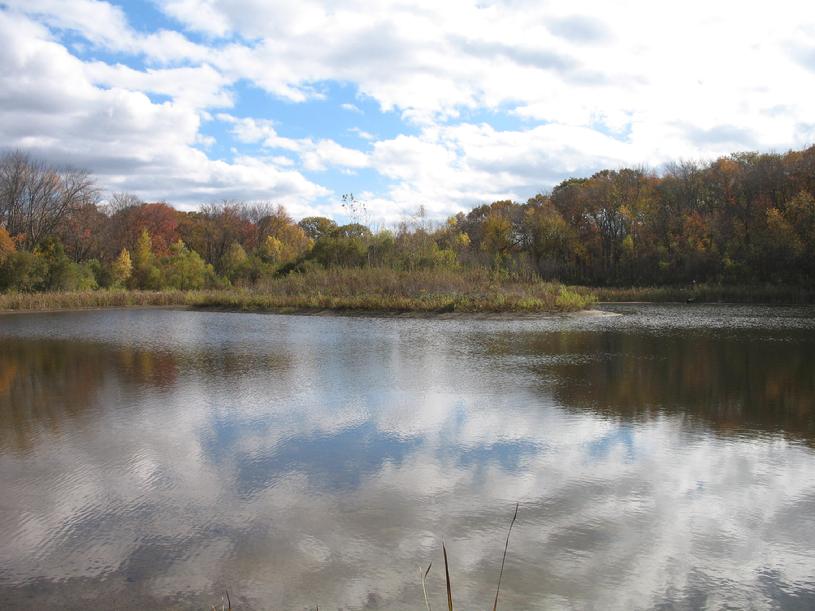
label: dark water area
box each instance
[0,305,814,609]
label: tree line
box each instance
[1,146,814,292]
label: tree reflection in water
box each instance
[0,306,814,609]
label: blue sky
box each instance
[1,0,814,222]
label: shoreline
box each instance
[0,285,596,317]
[0,302,617,320]
[1,284,812,318]
[0,303,189,316]
[3,301,810,319]
[1,292,812,318]
[188,305,621,319]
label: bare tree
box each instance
[106,191,143,216]
[239,201,278,225]
[0,151,98,249]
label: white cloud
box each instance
[349,127,375,141]
[364,122,643,222]
[3,0,133,50]
[150,0,815,136]
[84,62,233,110]
[2,0,815,218]
[160,0,231,37]
[301,139,369,172]
[0,11,328,212]
[3,0,210,63]
[220,114,370,171]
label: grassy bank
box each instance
[0,268,595,314]
[4,274,813,315]
[0,289,198,311]
[590,283,815,304]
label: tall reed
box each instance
[0,268,595,313]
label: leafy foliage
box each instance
[2,145,815,296]
[110,248,133,288]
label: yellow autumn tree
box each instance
[261,225,312,265]
[131,228,161,289]
[110,248,132,288]
[0,226,15,266]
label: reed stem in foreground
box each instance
[492,502,519,611]
[443,541,453,611]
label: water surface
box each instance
[1,305,814,609]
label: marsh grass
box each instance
[6,274,810,316]
[0,289,197,311]
[210,590,231,611]
[492,502,519,611]
[443,540,454,611]
[0,268,595,314]
[590,283,815,304]
[243,267,594,313]
[205,505,521,610]
[420,562,433,611]
[431,503,520,611]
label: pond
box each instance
[1,305,814,609]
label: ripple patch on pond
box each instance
[0,305,814,609]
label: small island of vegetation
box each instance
[1,145,814,315]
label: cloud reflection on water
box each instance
[0,307,814,609]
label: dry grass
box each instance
[429,503,520,611]
[0,268,595,314]
[218,268,594,313]
[0,289,198,312]
[9,274,809,316]
[589,283,815,304]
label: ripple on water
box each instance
[0,305,813,609]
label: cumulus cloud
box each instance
[1,0,814,218]
[0,11,328,212]
[219,114,370,171]
[83,62,234,110]
[3,0,210,63]
[147,0,815,133]
[364,122,641,220]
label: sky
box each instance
[1,0,814,223]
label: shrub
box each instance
[0,251,48,292]
[162,240,212,290]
